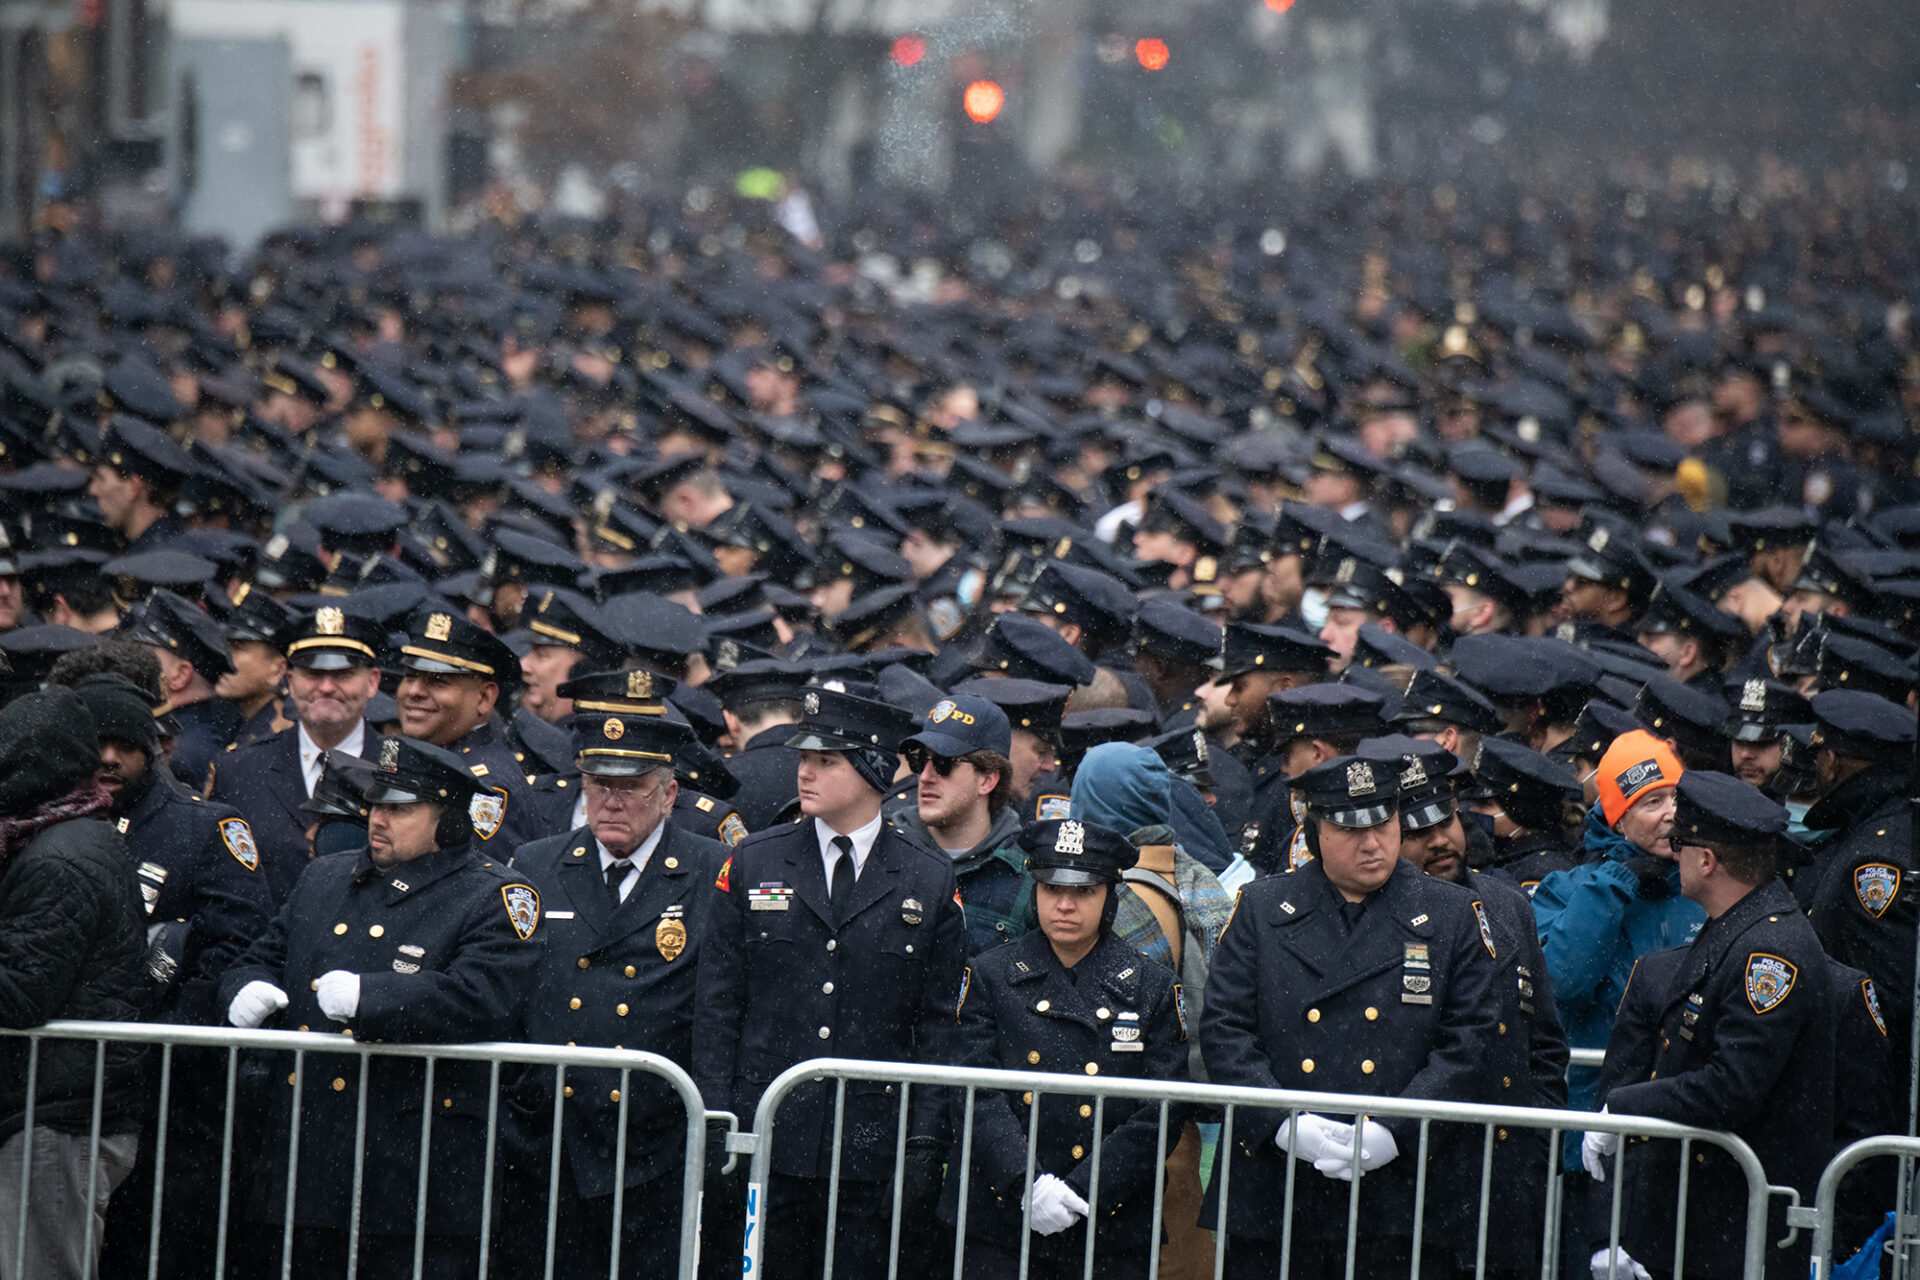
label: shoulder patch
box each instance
[714,856,732,893]
[501,883,541,940]
[1854,863,1901,919]
[1862,977,1888,1036]
[1034,794,1071,821]
[1471,899,1497,960]
[1219,887,1243,940]
[718,813,748,846]
[1172,982,1189,1042]
[218,818,260,872]
[695,795,717,813]
[955,965,972,1021]
[469,786,508,841]
[1744,951,1797,1015]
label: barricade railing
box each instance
[742,1056,1782,1280]
[0,1020,728,1280]
[1809,1135,1920,1280]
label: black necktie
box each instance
[829,836,855,924]
[605,858,632,907]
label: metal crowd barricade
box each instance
[0,1019,727,1280]
[740,1057,1780,1280]
[1809,1135,1920,1280]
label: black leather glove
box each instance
[902,1137,946,1212]
[1626,854,1675,899]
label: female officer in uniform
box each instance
[941,818,1189,1279]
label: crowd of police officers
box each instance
[0,177,1916,1279]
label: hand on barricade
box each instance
[1582,1107,1620,1182]
[1311,1118,1399,1181]
[1273,1113,1352,1163]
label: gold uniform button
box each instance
[616,1003,630,1017]
[1071,1144,1085,1160]
[563,1086,574,1099]
[297,1024,309,1033]
[1361,1060,1375,1075]
[610,1090,621,1103]
[286,1073,297,1086]
[1022,1092,1033,1106]
[369,925,384,938]
[441,1098,453,1110]
[1502,1076,1513,1089]
[1301,1059,1315,1074]
[1036,1000,1051,1013]
[331,1078,346,1092]
[1084,1063,1099,1076]
[1096,1007,1111,1020]
[333,923,348,936]
[624,966,637,979]
[1497,1022,1508,1036]
[1027,1051,1041,1065]
[665,857,678,870]
[1306,1008,1321,1024]
[1364,1007,1379,1022]
[568,997,582,1010]
[1078,1105,1093,1119]
[1496,1128,1510,1142]
[577,958,591,971]
[310,980,319,992]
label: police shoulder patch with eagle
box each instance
[1743,951,1797,1015]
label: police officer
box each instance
[707,658,808,832]
[83,672,275,1280]
[501,698,727,1280]
[1721,677,1809,795]
[1468,738,1583,892]
[941,818,1189,1279]
[220,736,543,1279]
[510,586,626,817]
[1589,771,1833,1280]
[1199,753,1503,1280]
[212,605,385,907]
[124,588,243,792]
[390,604,544,849]
[693,687,966,1278]
[1378,736,1568,1279]
[1802,690,1918,1087]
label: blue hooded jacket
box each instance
[1070,743,1233,870]
[1531,803,1704,1143]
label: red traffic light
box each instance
[890,35,926,68]
[963,80,1005,124]
[1134,38,1170,71]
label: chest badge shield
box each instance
[469,787,509,842]
[1744,951,1797,1015]
[656,915,687,962]
[219,818,260,872]
[1855,863,1901,919]
[501,883,541,941]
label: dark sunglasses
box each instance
[903,745,962,777]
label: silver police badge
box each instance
[1345,761,1376,796]
[500,883,542,941]
[1739,679,1767,713]
[1744,952,1797,1015]
[1855,863,1901,918]
[1400,757,1427,789]
[379,738,400,771]
[1054,821,1086,856]
[1588,527,1610,553]
[804,691,820,716]
[469,787,508,842]
[929,700,956,723]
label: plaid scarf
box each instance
[0,782,113,869]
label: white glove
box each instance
[315,970,361,1021]
[1026,1173,1090,1236]
[1274,1113,1353,1164]
[1582,1107,1620,1182]
[1311,1118,1400,1181]
[1590,1246,1652,1280]
[227,980,289,1029]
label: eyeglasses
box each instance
[583,775,668,803]
[903,745,963,777]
